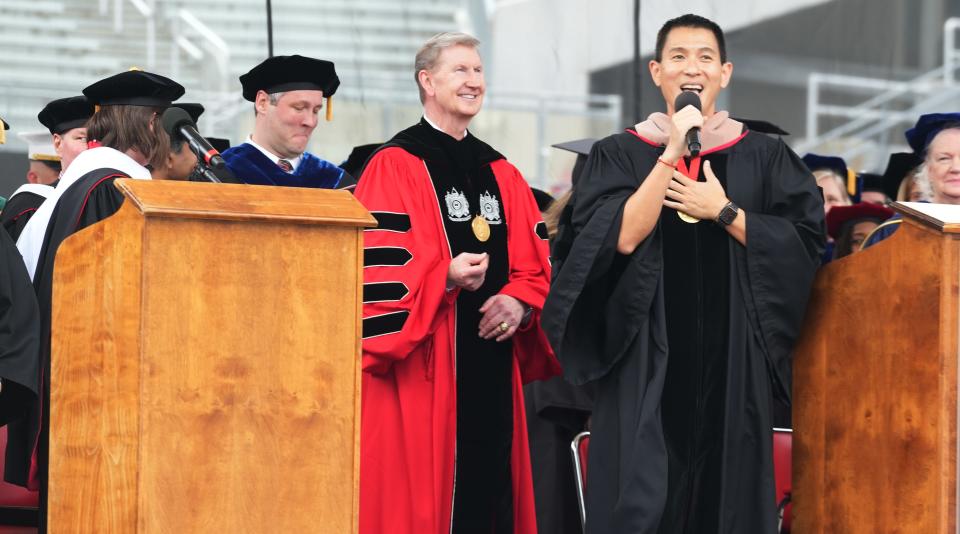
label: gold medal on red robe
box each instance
[472,215,491,242]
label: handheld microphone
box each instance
[161,107,227,172]
[674,91,702,157]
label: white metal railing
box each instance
[105,0,157,70]
[944,18,960,85]
[169,9,231,93]
[800,17,960,169]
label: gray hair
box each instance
[414,32,481,103]
[252,91,287,117]
[908,163,935,202]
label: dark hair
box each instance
[655,14,727,63]
[86,105,171,169]
[833,218,885,259]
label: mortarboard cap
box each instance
[905,113,960,155]
[803,153,860,202]
[881,151,922,200]
[552,138,598,188]
[38,96,95,135]
[206,137,231,154]
[735,118,790,136]
[826,202,894,240]
[171,103,204,124]
[240,55,340,121]
[17,131,60,163]
[83,69,185,107]
[340,143,381,178]
[551,138,596,157]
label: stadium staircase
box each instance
[796,17,960,170]
[0,0,465,149]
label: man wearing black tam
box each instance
[38,95,95,172]
[221,54,352,190]
[542,14,824,533]
[9,69,184,530]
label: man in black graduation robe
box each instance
[542,15,824,534]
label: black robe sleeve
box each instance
[734,138,825,402]
[0,230,40,426]
[542,134,664,385]
[1,192,46,242]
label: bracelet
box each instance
[657,157,677,169]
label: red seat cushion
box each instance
[773,429,792,532]
[0,427,38,508]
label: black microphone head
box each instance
[674,91,702,112]
[161,106,194,135]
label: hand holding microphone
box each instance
[663,91,704,161]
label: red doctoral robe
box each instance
[356,142,560,534]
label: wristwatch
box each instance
[716,200,740,226]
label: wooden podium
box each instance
[794,202,960,533]
[47,179,375,533]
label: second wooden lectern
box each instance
[794,202,960,533]
[47,179,375,533]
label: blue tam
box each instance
[905,113,960,155]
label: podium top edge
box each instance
[114,179,377,227]
[892,201,960,234]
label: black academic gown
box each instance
[524,162,595,534]
[5,168,128,533]
[2,191,49,242]
[542,129,824,534]
[0,230,40,426]
[523,377,593,534]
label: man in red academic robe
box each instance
[355,32,560,534]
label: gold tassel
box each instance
[326,95,333,122]
[847,168,857,197]
[0,121,5,145]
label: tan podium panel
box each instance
[47,179,375,533]
[793,203,960,533]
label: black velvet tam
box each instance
[239,55,340,101]
[38,96,95,134]
[171,103,204,124]
[83,70,185,107]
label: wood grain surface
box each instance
[793,216,958,533]
[48,182,368,533]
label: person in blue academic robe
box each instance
[222,54,353,190]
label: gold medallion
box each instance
[677,211,700,224]
[472,215,491,242]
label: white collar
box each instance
[16,146,150,280]
[422,112,469,140]
[245,136,302,172]
[10,183,55,200]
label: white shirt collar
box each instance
[245,136,302,172]
[422,113,469,140]
[10,183,55,200]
